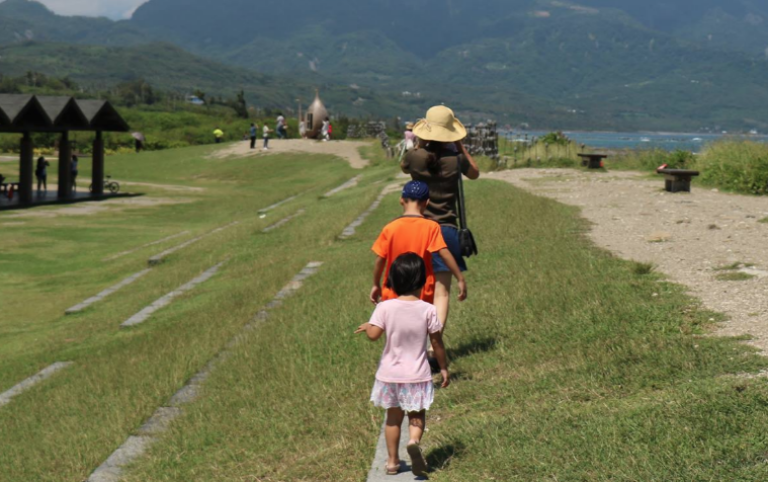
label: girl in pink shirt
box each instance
[356,253,450,476]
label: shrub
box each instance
[694,141,768,195]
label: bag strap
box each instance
[457,159,469,230]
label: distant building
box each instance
[305,90,328,139]
[186,95,205,106]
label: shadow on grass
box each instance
[427,442,467,472]
[447,337,497,361]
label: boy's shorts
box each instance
[431,226,468,273]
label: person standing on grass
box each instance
[263,123,272,150]
[321,117,330,142]
[213,127,224,144]
[71,155,79,193]
[276,113,286,139]
[402,105,480,339]
[404,122,417,150]
[35,156,49,194]
[370,180,467,307]
[356,253,450,477]
[250,123,258,149]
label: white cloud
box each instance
[31,0,149,19]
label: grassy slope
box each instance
[2,143,768,480]
[0,143,396,480]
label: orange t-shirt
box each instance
[372,216,448,303]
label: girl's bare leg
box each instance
[385,407,405,468]
[407,411,426,444]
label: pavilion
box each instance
[0,94,129,210]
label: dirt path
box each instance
[208,139,371,169]
[488,169,768,353]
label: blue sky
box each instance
[33,0,149,19]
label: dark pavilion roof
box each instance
[0,95,129,133]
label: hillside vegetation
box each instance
[3,0,768,129]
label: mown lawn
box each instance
[0,142,394,481]
[2,142,768,481]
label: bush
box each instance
[694,141,768,195]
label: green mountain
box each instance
[0,41,422,119]
[3,0,768,130]
[124,0,768,130]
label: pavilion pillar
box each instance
[19,132,33,204]
[92,131,104,196]
[58,131,72,199]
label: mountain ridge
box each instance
[3,0,768,130]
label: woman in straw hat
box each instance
[401,105,480,341]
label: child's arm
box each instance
[437,248,467,301]
[429,330,450,388]
[370,256,387,304]
[354,323,384,341]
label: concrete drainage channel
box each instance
[87,262,324,482]
[103,231,191,262]
[339,182,404,240]
[148,221,240,266]
[324,175,362,198]
[64,221,240,316]
[262,209,305,233]
[0,362,74,409]
[121,261,228,328]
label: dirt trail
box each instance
[489,169,768,353]
[209,139,371,169]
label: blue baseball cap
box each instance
[402,180,430,201]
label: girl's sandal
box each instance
[407,443,429,476]
[386,463,400,475]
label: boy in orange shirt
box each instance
[371,181,467,306]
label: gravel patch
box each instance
[489,168,768,353]
[209,139,371,169]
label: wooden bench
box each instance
[657,168,699,193]
[578,153,607,169]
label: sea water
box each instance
[502,131,768,152]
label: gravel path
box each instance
[488,169,768,353]
[209,139,371,169]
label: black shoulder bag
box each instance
[457,171,478,257]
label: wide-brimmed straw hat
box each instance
[412,105,467,142]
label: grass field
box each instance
[2,142,768,481]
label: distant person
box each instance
[299,120,307,139]
[404,122,417,150]
[321,117,330,142]
[263,123,272,150]
[135,139,144,153]
[71,155,79,193]
[355,253,450,477]
[276,114,287,139]
[213,127,224,144]
[250,123,258,149]
[35,156,49,193]
[327,121,333,140]
[402,105,480,338]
